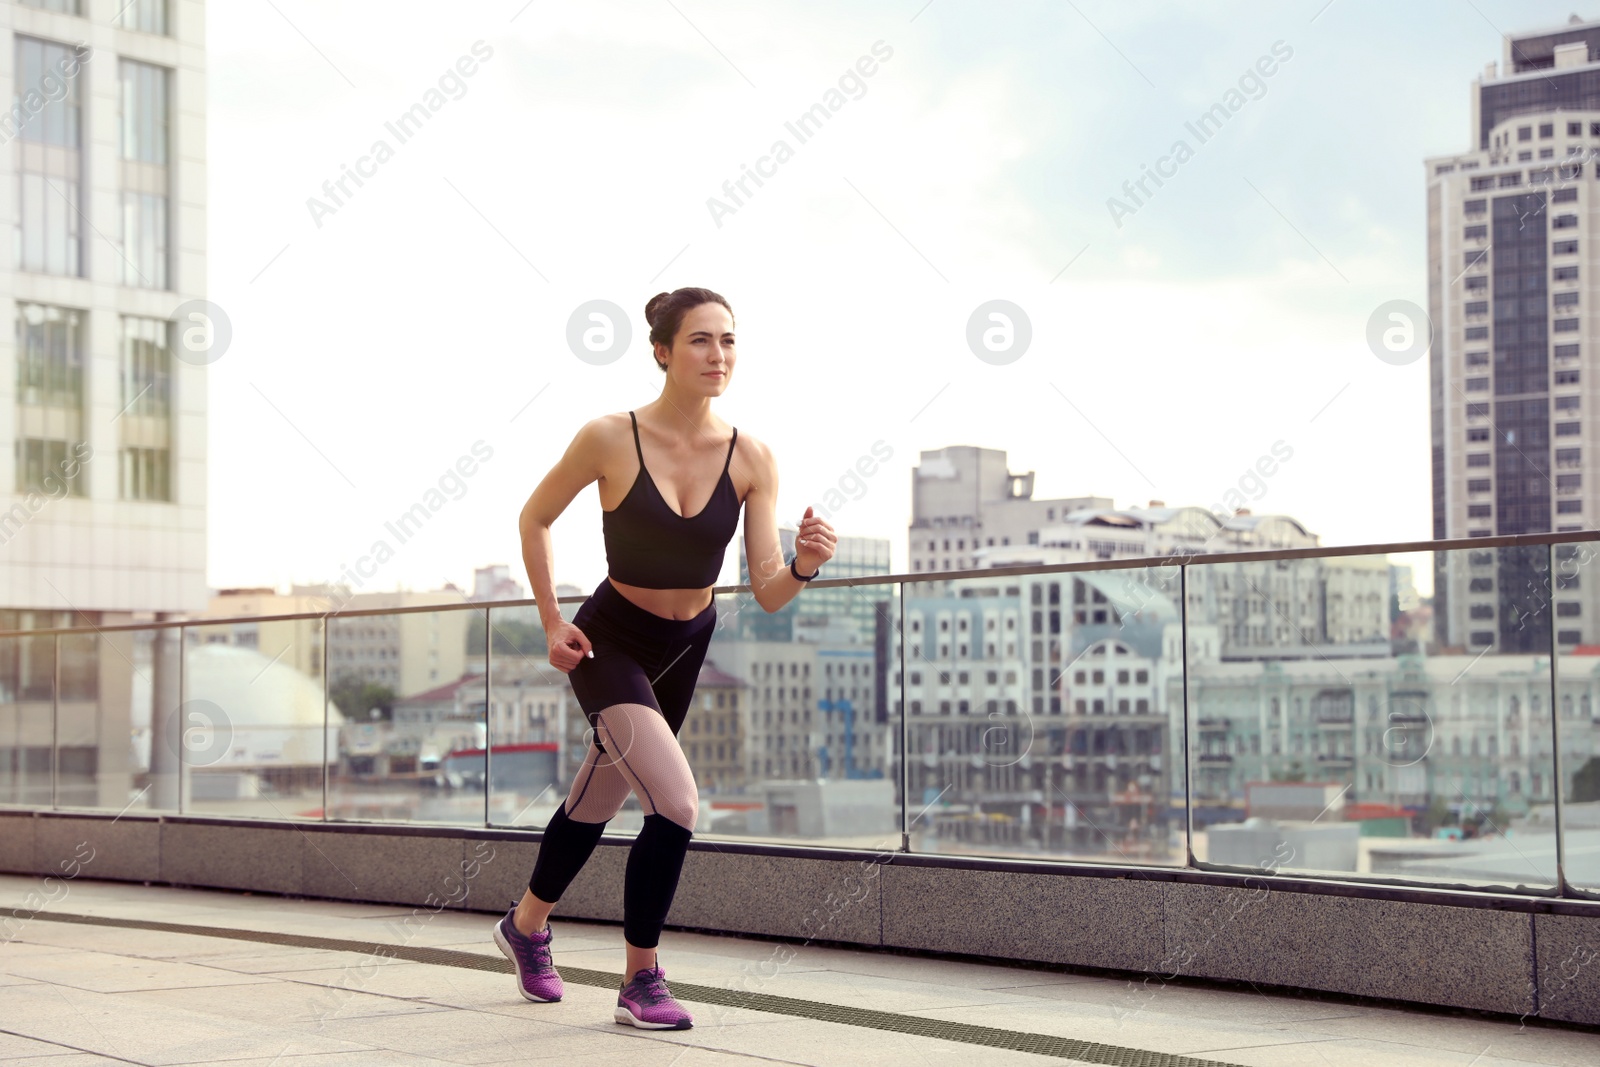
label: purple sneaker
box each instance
[492,904,563,1003]
[615,963,694,1030]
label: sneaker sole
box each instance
[614,1004,692,1030]
[492,921,562,1003]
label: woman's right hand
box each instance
[546,619,592,673]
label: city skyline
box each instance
[193,1,1594,600]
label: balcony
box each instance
[5,529,1600,1035]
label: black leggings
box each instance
[527,577,715,949]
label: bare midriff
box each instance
[606,575,715,621]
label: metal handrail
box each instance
[4,527,1596,638]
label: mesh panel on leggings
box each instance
[561,736,635,824]
[591,702,699,831]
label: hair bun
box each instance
[644,291,671,328]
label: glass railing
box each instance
[6,530,1600,899]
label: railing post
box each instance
[1547,541,1570,896]
[50,631,60,811]
[1180,562,1196,869]
[147,618,179,811]
[177,622,187,815]
[321,614,330,823]
[898,581,909,853]
[483,605,492,829]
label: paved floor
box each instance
[0,875,1595,1066]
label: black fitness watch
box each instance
[790,557,819,582]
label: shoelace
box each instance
[631,968,671,1006]
[515,924,552,970]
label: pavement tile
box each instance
[3,951,276,994]
[0,981,380,1065]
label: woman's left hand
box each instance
[794,505,836,574]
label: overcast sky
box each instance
[203,0,1586,600]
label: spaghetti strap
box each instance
[722,427,737,477]
[629,411,647,472]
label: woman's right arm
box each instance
[519,417,609,662]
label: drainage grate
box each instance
[11,908,1247,1067]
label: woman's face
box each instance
[659,302,735,393]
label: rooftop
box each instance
[1,875,1594,1067]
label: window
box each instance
[1464,300,1488,315]
[1467,453,1491,468]
[1558,474,1582,491]
[1557,447,1582,466]
[118,59,171,289]
[1554,240,1579,254]
[1540,123,1554,138]
[1464,198,1486,213]
[1470,577,1494,593]
[1554,291,1580,309]
[1471,176,1495,190]
[1555,265,1580,280]
[1571,122,1584,136]
[1467,350,1489,366]
[1464,225,1487,241]
[1468,478,1491,492]
[1558,500,1584,514]
[1560,630,1582,644]
[14,37,86,276]
[1466,377,1489,392]
[119,316,173,501]
[1468,504,1492,518]
[1557,370,1581,385]
[1518,126,1532,141]
[1558,421,1581,436]
[14,303,88,498]
[1466,275,1488,291]
[1556,396,1581,411]
[1554,213,1579,228]
[1465,249,1489,270]
[1555,318,1580,332]
[1554,185,1579,202]
[1465,326,1489,340]
[116,0,169,34]
[1471,604,1494,619]
[1556,343,1580,358]
[1499,173,1522,187]
[1558,601,1582,617]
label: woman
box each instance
[493,287,837,1030]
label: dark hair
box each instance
[645,287,733,372]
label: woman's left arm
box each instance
[743,434,836,613]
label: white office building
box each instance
[2,0,207,624]
[1426,14,1600,651]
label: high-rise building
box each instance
[1427,14,1600,652]
[3,0,207,622]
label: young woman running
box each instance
[493,287,837,1029]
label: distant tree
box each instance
[465,614,547,657]
[329,675,396,721]
[1272,761,1308,783]
[1572,756,1600,803]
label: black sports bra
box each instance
[601,411,743,589]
